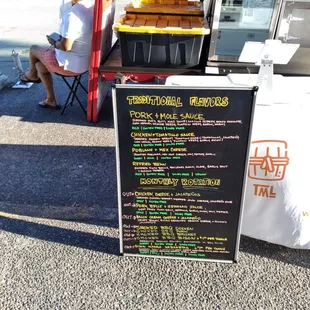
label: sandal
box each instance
[39,100,61,110]
[20,73,42,84]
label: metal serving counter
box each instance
[206,0,310,75]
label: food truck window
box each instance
[208,0,281,62]
[276,0,310,47]
[274,0,310,74]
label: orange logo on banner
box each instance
[248,140,289,181]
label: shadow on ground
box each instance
[0,144,118,226]
[0,211,308,267]
[239,235,310,269]
[0,144,308,266]
[1,69,114,128]
[0,215,119,255]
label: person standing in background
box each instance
[19,0,94,109]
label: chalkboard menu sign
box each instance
[113,85,257,263]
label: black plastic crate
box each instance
[113,14,210,68]
[119,32,204,67]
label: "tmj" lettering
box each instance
[253,184,276,198]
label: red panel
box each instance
[87,0,101,121]
[88,0,115,123]
[90,0,104,123]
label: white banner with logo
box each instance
[242,103,310,249]
[165,75,310,249]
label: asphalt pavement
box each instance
[0,1,309,310]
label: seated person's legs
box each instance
[21,46,79,109]
[35,61,59,109]
[21,45,60,109]
[20,45,44,83]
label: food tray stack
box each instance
[125,0,204,16]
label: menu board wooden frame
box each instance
[113,85,257,263]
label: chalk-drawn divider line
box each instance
[138,187,176,190]
[182,186,222,192]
